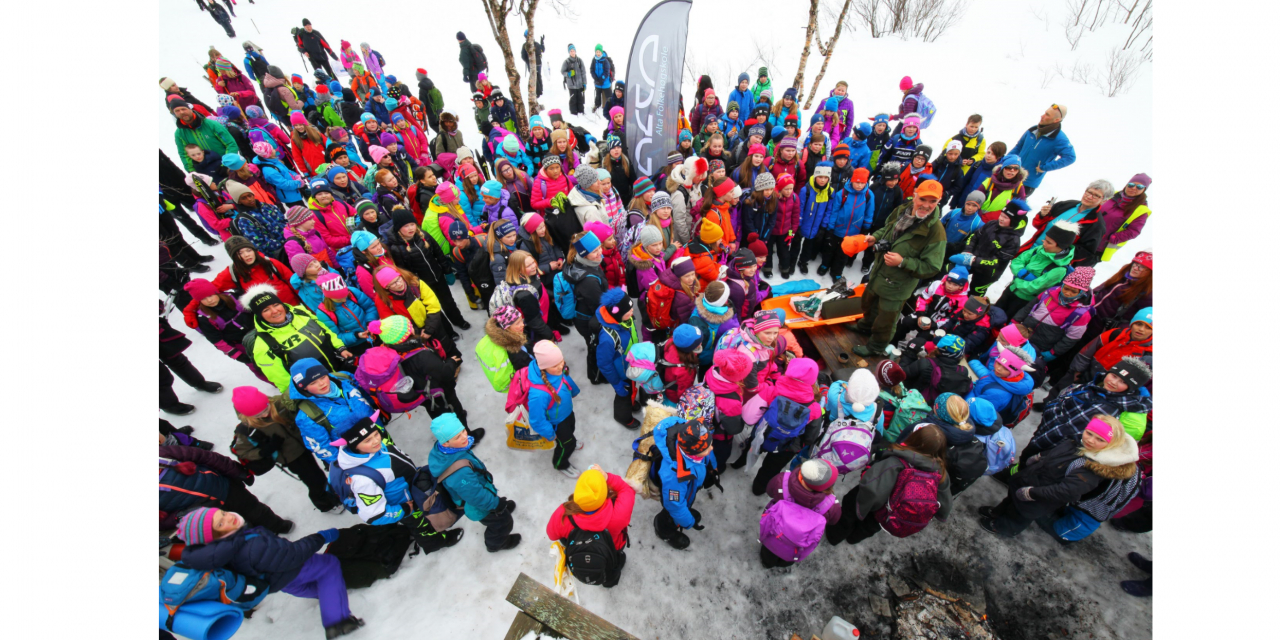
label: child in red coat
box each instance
[544,466,636,587]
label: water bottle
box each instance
[821,616,860,640]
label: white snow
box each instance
[160,1,1151,638]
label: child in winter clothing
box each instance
[897,145,933,199]
[993,220,1077,318]
[932,141,967,206]
[475,305,532,392]
[525,341,583,475]
[977,155,1027,221]
[895,265,970,343]
[940,190,986,258]
[879,113,923,170]
[687,282,741,371]
[967,344,1036,423]
[651,418,717,549]
[1054,307,1152,400]
[229,386,338,512]
[867,113,892,170]
[819,167,874,278]
[792,163,834,275]
[759,459,843,568]
[545,465,636,586]
[826,424,953,545]
[902,335,973,403]
[1013,267,1096,363]
[175,508,364,637]
[306,273,378,350]
[767,174,800,278]
[428,413,523,551]
[744,358,824,496]
[952,205,1026,296]
[288,357,381,463]
[1032,358,1152,458]
[182,278,262,379]
[659,324,703,402]
[597,289,642,430]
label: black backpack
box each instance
[472,45,488,72]
[562,515,624,587]
[466,247,496,303]
[946,438,990,482]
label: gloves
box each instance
[1026,453,1042,466]
[1015,487,1034,502]
[1042,353,1056,362]
[318,528,340,544]
[717,264,729,279]
[241,468,256,486]
[552,330,562,342]
[950,253,974,266]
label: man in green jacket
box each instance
[853,180,947,357]
[242,283,352,393]
[170,96,238,172]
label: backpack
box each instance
[976,426,1016,475]
[879,388,931,443]
[466,247,496,301]
[355,346,427,414]
[472,45,488,72]
[998,391,1033,428]
[644,279,679,330]
[374,51,386,67]
[328,461,469,531]
[332,245,359,282]
[873,461,941,538]
[946,439,990,482]
[562,515,624,587]
[553,271,577,320]
[912,93,938,128]
[758,472,835,562]
[160,562,270,631]
[504,368,554,414]
[475,336,517,392]
[489,281,536,313]
[812,390,878,476]
[760,396,811,453]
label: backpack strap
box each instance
[295,399,332,429]
[435,459,474,484]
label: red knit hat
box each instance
[832,144,851,159]
[183,278,220,300]
[776,173,795,191]
[747,233,767,258]
[852,167,870,183]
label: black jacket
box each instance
[339,90,364,127]
[295,28,335,60]
[459,40,479,77]
[963,219,1022,286]
[160,149,196,208]
[868,179,904,232]
[387,232,450,287]
[930,157,966,208]
[1007,440,1102,519]
[513,285,555,344]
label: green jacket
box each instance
[316,100,346,129]
[1006,245,1074,301]
[174,115,237,171]
[473,105,491,131]
[250,306,347,393]
[867,202,947,300]
[423,198,454,255]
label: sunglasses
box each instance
[1126,182,1146,189]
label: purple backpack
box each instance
[874,460,941,538]
[812,390,877,476]
[758,472,835,562]
[354,346,429,414]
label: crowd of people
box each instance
[158,14,1154,639]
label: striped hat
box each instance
[214,58,234,73]
[176,507,218,545]
[633,176,655,197]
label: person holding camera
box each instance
[851,180,948,358]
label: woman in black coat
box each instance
[978,414,1138,537]
[384,207,471,333]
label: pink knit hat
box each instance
[713,348,753,382]
[899,76,913,91]
[522,213,545,234]
[784,357,819,386]
[252,141,275,158]
[995,347,1028,373]
[999,324,1027,347]
[232,386,270,416]
[436,181,459,204]
[533,340,563,369]
[1061,266,1095,291]
[375,267,402,288]
[289,111,308,126]
[584,221,614,240]
[751,310,783,332]
[317,272,347,299]
[369,145,389,164]
[289,252,317,276]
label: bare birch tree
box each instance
[801,0,854,110]
[792,0,821,97]
[479,0,530,133]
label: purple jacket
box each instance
[484,189,520,228]
[766,469,843,526]
[220,72,262,111]
[894,84,924,120]
[1098,196,1149,246]
[826,90,855,140]
[660,268,696,325]
[771,192,800,236]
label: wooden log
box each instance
[504,611,548,640]
[505,572,640,640]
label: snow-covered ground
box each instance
[160,1,1151,638]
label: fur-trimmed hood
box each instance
[484,317,527,352]
[695,295,733,324]
[1082,432,1139,480]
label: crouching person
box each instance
[428,413,523,552]
[176,507,365,638]
[331,419,465,554]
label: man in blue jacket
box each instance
[1007,104,1076,195]
[590,44,614,114]
[653,418,716,550]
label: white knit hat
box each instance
[844,368,880,412]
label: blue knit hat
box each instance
[325,165,348,184]
[289,358,329,391]
[673,324,702,350]
[481,179,504,199]
[873,113,890,125]
[329,80,342,94]
[385,74,397,84]
[573,231,601,255]
[448,220,469,241]
[1000,153,1022,168]
[493,219,517,239]
[679,129,692,142]
[825,96,841,112]
[1132,307,1153,326]
[935,334,965,358]
[351,230,378,251]
[854,122,872,139]
[783,87,798,101]
[430,413,466,443]
[967,397,998,428]
[222,153,246,170]
[945,265,970,283]
[737,72,749,84]
[770,125,786,142]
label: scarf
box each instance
[435,438,474,455]
[892,209,926,240]
[1058,287,1085,306]
[576,255,602,267]
[1036,122,1061,138]
[660,216,672,228]
[703,300,730,315]
[909,163,927,176]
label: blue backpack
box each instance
[761,396,811,452]
[913,93,938,128]
[976,426,1016,475]
[160,562,270,631]
[553,271,578,320]
[332,245,359,282]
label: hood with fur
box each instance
[695,295,733,324]
[1082,432,1139,480]
[484,317,527,352]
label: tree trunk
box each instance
[792,0,821,98]
[480,0,530,135]
[522,0,542,121]
[801,0,854,110]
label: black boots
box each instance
[324,616,365,639]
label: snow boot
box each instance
[816,264,830,276]
[468,427,486,447]
[1121,578,1152,597]
[324,616,365,639]
[654,513,690,550]
[1128,552,1152,574]
[489,534,522,552]
[197,381,224,393]
[273,520,295,535]
[763,267,773,279]
[798,262,809,275]
[161,403,196,416]
[558,463,582,479]
[175,425,196,435]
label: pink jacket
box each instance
[309,198,355,250]
[195,198,235,241]
[771,192,800,236]
[396,123,432,166]
[283,225,332,265]
[743,368,822,425]
[914,280,969,313]
[218,72,262,111]
[531,167,577,211]
[659,340,697,402]
[340,45,359,72]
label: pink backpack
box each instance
[758,472,835,562]
[354,346,427,414]
[874,461,941,538]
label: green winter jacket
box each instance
[174,115,238,171]
[867,202,947,300]
[1006,245,1075,301]
[474,319,527,392]
[751,70,772,104]
[249,306,348,393]
[316,100,346,129]
[473,105,491,132]
[423,197,455,255]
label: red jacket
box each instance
[660,339,698,402]
[771,155,806,190]
[309,198,355,250]
[210,259,300,305]
[601,247,624,289]
[544,472,636,551]
[771,192,800,236]
[1089,327,1153,372]
[291,136,328,177]
[688,242,722,290]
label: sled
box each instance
[760,283,866,329]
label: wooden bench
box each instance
[503,572,640,640]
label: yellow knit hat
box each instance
[700,219,724,244]
[573,469,608,511]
